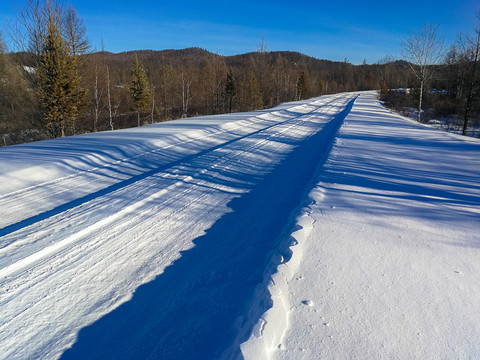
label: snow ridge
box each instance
[240,208,316,359]
[236,98,358,359]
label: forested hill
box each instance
[87,47,411,95]
[0,47,413,146]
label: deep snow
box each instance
[241,93,480,359]
[0,93,356,359]
[1,92,479,360]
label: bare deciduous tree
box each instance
[92,65,103,132]
[456,14,480,135]
[106,66,114,130]
[179,73,192,118]
[10,0,62,56]
[62,5,89,57]
[402,24,444,121]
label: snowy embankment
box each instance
[242,93,480,359]
[0,93,357,359]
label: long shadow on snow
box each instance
[0,110,308,238]
[60,98,357,360]
[320,103,480,223]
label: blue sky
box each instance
[1,0,478,64]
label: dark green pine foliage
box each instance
[37,13,86,138]
[129,55,152,126]
[380,81,389,99]
[225,69,236,113]
[245,72,263,111]
[296,70,309,100]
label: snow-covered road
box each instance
[242,93,480,359]
[2,92,479,360]
[1,93,357,359]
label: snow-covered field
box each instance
[1,92,479,359]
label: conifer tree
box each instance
[36,10,86,138]
[380,81,389,99]
[296,70,309,100]
[225,69,236,113]
[63,5,89,57]
[129,55,151,126]
[245,72,263,111]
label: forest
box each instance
[0,1,479,146]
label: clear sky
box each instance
[1,0,478,64]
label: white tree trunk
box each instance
[107,66,114,131]
[417,79,424,122]
[181,73,192,118]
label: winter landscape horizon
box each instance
[1,91,479,359]
[1,0,480,359]
[1,0,477,64]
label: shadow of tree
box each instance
[59,99,356,360]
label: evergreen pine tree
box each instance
[245,72,263,111]
[129,55,151,126]
[225,69,236,113]
[380,81,389,99]
[296,70,309,100]
[36,11,86,138]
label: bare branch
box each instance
[401,24,445,121]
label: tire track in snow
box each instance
[1,95,341,205]
[0,97,342,240]
[0,181,184,279]
[0,96,339,231]
[60,96,357,360]
[0,94,356,360]
[1,112,300,280]
[0,97,345,279]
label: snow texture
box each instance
[1,93,355,359]
[241,93,480,360]
[1,92,479,360]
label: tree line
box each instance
[1,1,479,146]
[383,19,480,137]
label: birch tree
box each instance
[92,65,103,132]
[106,66,114,130]
[401,24,444,122]
[180,73,192,118]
